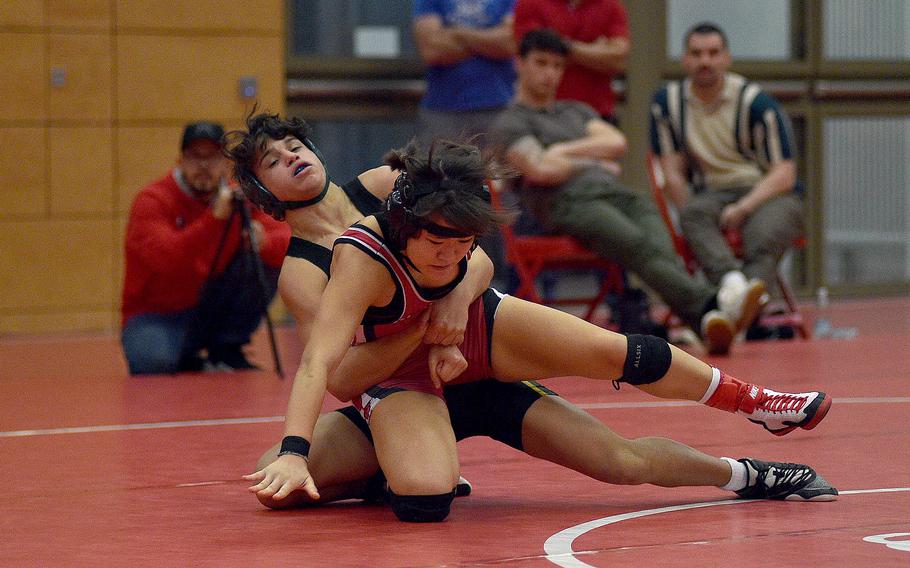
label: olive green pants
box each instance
[523,178,716,330]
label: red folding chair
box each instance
[489,180,624,323]
[646,152,810,338]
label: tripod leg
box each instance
[191,206,240,367]
[261,302,284,378]
[237,200,284,378]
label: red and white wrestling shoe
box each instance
[738,386,832,436]
[705,371,832,435]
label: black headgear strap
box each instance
[385,171,490,246]
[421,220,474,239]
[248,137,331,218]
[275,174,330,210]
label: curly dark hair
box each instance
[222,110,316,217]
[383,138,513,239]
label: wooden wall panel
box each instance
[0,2,284,335]
[116,126,184,214]
[116,0,283,32]
[0,127,47,216]
[0,1,43,27]
[116,36,284,121]
[0,220,115,311]
[0,34,46,121]
[47,0,111,29]
[50,127,114,215]
[113,215,128,316]
[0,311,117,335]
[48,33,113,121]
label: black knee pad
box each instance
[620,334,672,385]
[389,489,456,523]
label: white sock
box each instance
[720,270,747,289]
[720,457,748,491]
[718,271,749,315]
[698,366,722,404]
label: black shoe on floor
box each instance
[207,344,258,371]
[455,476,472,497]
[734,458,838,501]
[612,288,668,340]
[176,353,206,373]
[745,313,795,341]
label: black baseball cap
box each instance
[181,121,225,151]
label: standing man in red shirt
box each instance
[514,0,629,122]
[121,122,290,375]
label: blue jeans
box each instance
[121,252,279,375]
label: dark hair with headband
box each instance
[381,139,513,250]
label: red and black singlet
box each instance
[334,218,467,344]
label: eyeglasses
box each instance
[183,153,222,166]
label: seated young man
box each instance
[489,29,765,355]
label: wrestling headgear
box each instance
[244,137,330,221]
[383,171,490,249]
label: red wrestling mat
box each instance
[1,297,909,567]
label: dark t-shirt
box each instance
[490,100,620,224]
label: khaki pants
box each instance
[679,188,804,289]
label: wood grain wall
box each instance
[0,0,285,334]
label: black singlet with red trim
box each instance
[285,177,382,274]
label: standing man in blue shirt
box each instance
[413,0,517,148]
[413,0,518,288]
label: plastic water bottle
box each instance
[814,287,831,338]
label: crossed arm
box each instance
[413,13,515,66]
[505,119,628,187]
[566,35,630,75]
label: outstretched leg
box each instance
[518,395,837,501]
[520,395,731,487]
[490,295,831,434]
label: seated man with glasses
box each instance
[121,121,290,375]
